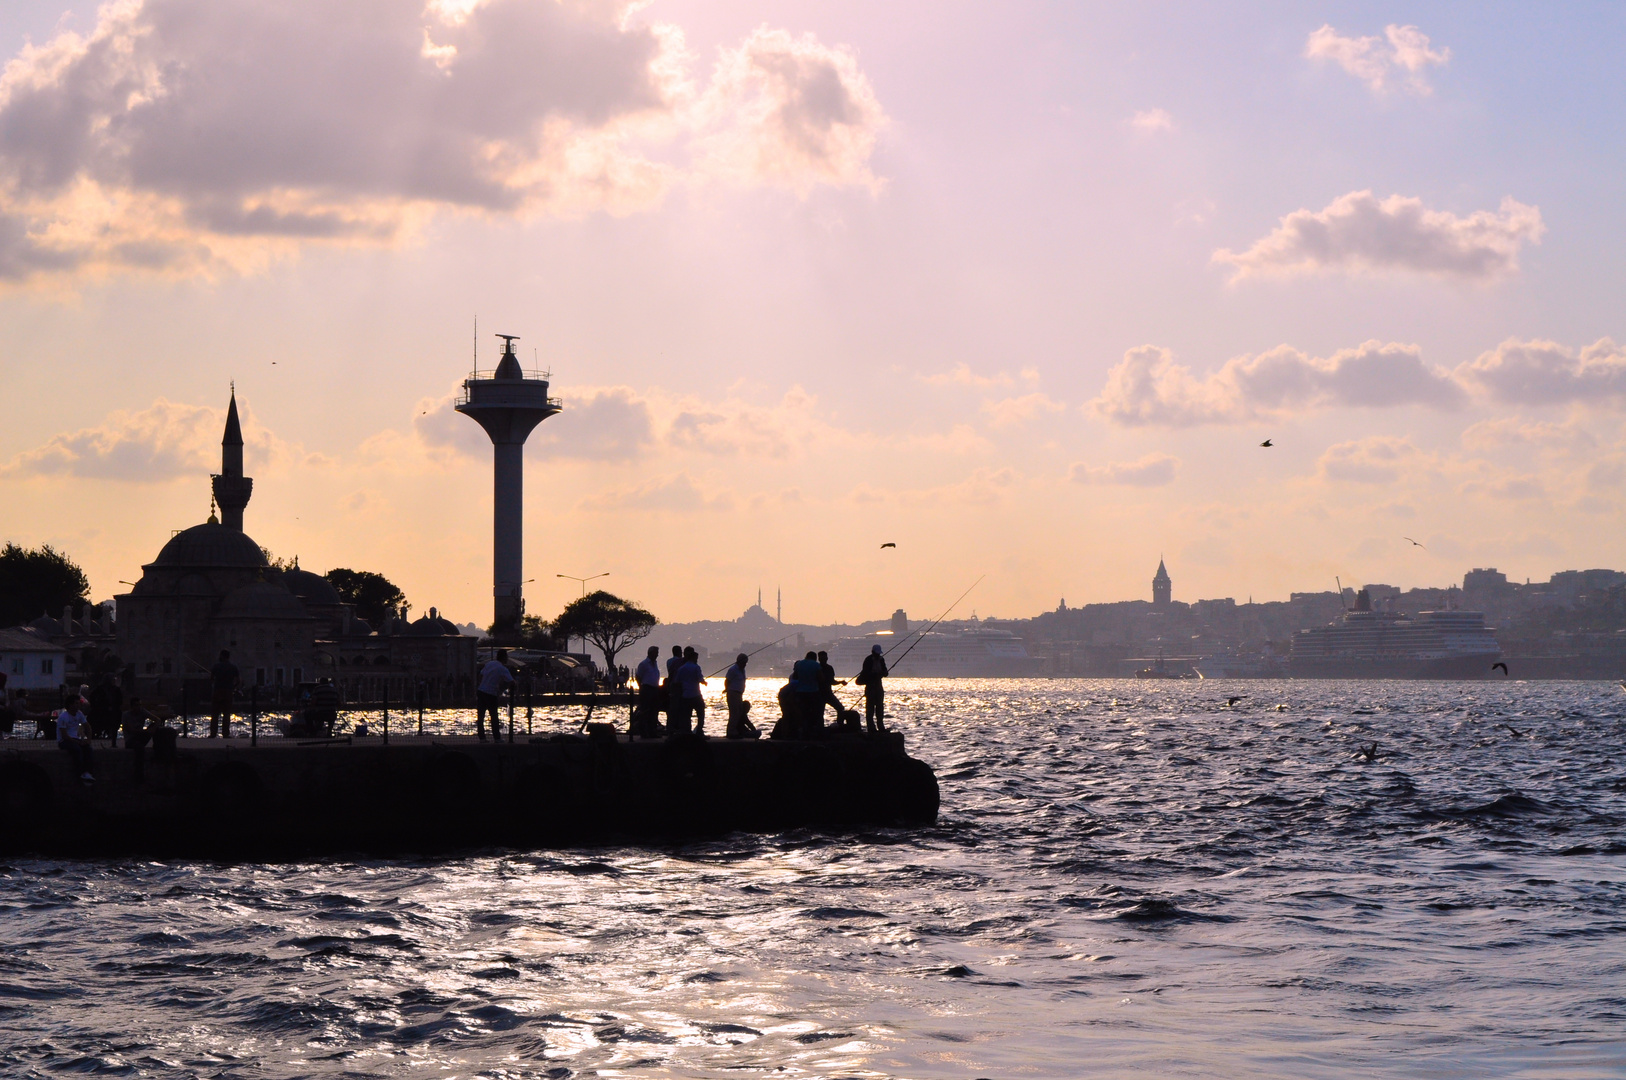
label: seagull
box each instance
[1259,439,1273,448]
[1359,742,1378,762]
[1225,695,1246,707]
[1504,724,1523,738]
[880,542,896,549]
[1492,662,1508,675]
[1403,536,1425,549]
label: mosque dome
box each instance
[150,523,269,569]
[404,607,462,636]
[218,581,308,620]
[280,566,342,606]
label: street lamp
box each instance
[556,573,609,653]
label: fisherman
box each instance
[208,650,239,738]
[87,677,123,745]
[724,653,759,739]
[665,645,684,726]
[674,646,707,737]
[816,650,846,728]
[634,645,663,738]
[121,696,155,783]
[57,698,94,782]
[306,677,341,737]
[790,651,825,738]
[475,649,515,741]
[857,644,888,733]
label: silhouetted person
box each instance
[816,650,845,727]
[88,677,122,744]
[665,645,684,723]
[476,650,515,741]
[57,700,94,782]
[790,651,825,738]
[634,646,663,738]
[858,644,888,733]
[209,650,239,738]
[307,677,341,736]
[672,647,707,738]
[725,653,759,739]
[121,696,155,783]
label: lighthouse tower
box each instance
[456,334,561,642]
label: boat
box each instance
[823,627,1043,677]
[1288,591,1501,679]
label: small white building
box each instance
[0,627,67,692]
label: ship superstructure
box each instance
[1289,591,1501,679]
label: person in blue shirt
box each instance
[790,651,825,738]
[670,647,707,738]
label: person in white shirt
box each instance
[57,702,95,781]
[724,653,758,740]
[476,650,515,741]
[632,646,663,738]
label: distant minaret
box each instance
[776,587,782,624]
[456,334,561,642]
[212,388,253,531]
[1152,557,1172,608]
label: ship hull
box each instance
[1287,654,1499,679]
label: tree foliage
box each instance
[514,614,561,650]
[0,542,90,628]
[324,568,407,626]
[551,590,657,672]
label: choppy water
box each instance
[4,679,1625,1079]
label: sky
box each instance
[0,1,1623,628]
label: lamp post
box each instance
[555,573,608,654]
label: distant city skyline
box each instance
[1,2,1622,625]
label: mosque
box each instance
[115,391,476,705]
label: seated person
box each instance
[305,677,341,736]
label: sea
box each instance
[3,678,1624,1079]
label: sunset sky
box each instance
[1,2,1623,627]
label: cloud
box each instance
[981,392,1065,428]
[579,473,730,513]
[1089,340,1464,427]
[1214,191,1543,282]
[1456,338,1626,405]
[1129,108,1172,132]
[1317,437,1426,484]
[1067,454,1178,487]
[1306,23,1450,94]
[692,27,886,195]
[1460,417,1597,453]
[411,384,656,462]
[0,397,306,481]
[0,0,885,285]
[919,363,1039,389]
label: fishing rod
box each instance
[887,575,985,670]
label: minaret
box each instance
[455,334,561,642]
[212,388,253,531]
[1152,557,1171,608]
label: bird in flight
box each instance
[1259,439,1273,448]
[1359,742,1378,762]
[881,542,896,549]
[1404,537,1425,549]
[1492,662,1508,675]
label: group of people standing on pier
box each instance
[627,643,888,741]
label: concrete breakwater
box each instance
[0,731,939,857]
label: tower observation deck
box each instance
[455,334,562,641]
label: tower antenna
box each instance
[473,316,477,374]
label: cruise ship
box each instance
[1288,593,1502,679]
[823,628,1044,678]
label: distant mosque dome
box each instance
[404,607,462,636]
[279,565,342,606]
[218,580,308,620]
[151,523,269,570]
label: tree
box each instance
[0,542,90,628]
[508,614,561,650]
[550,590,657,673]
[324,568,407,626]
